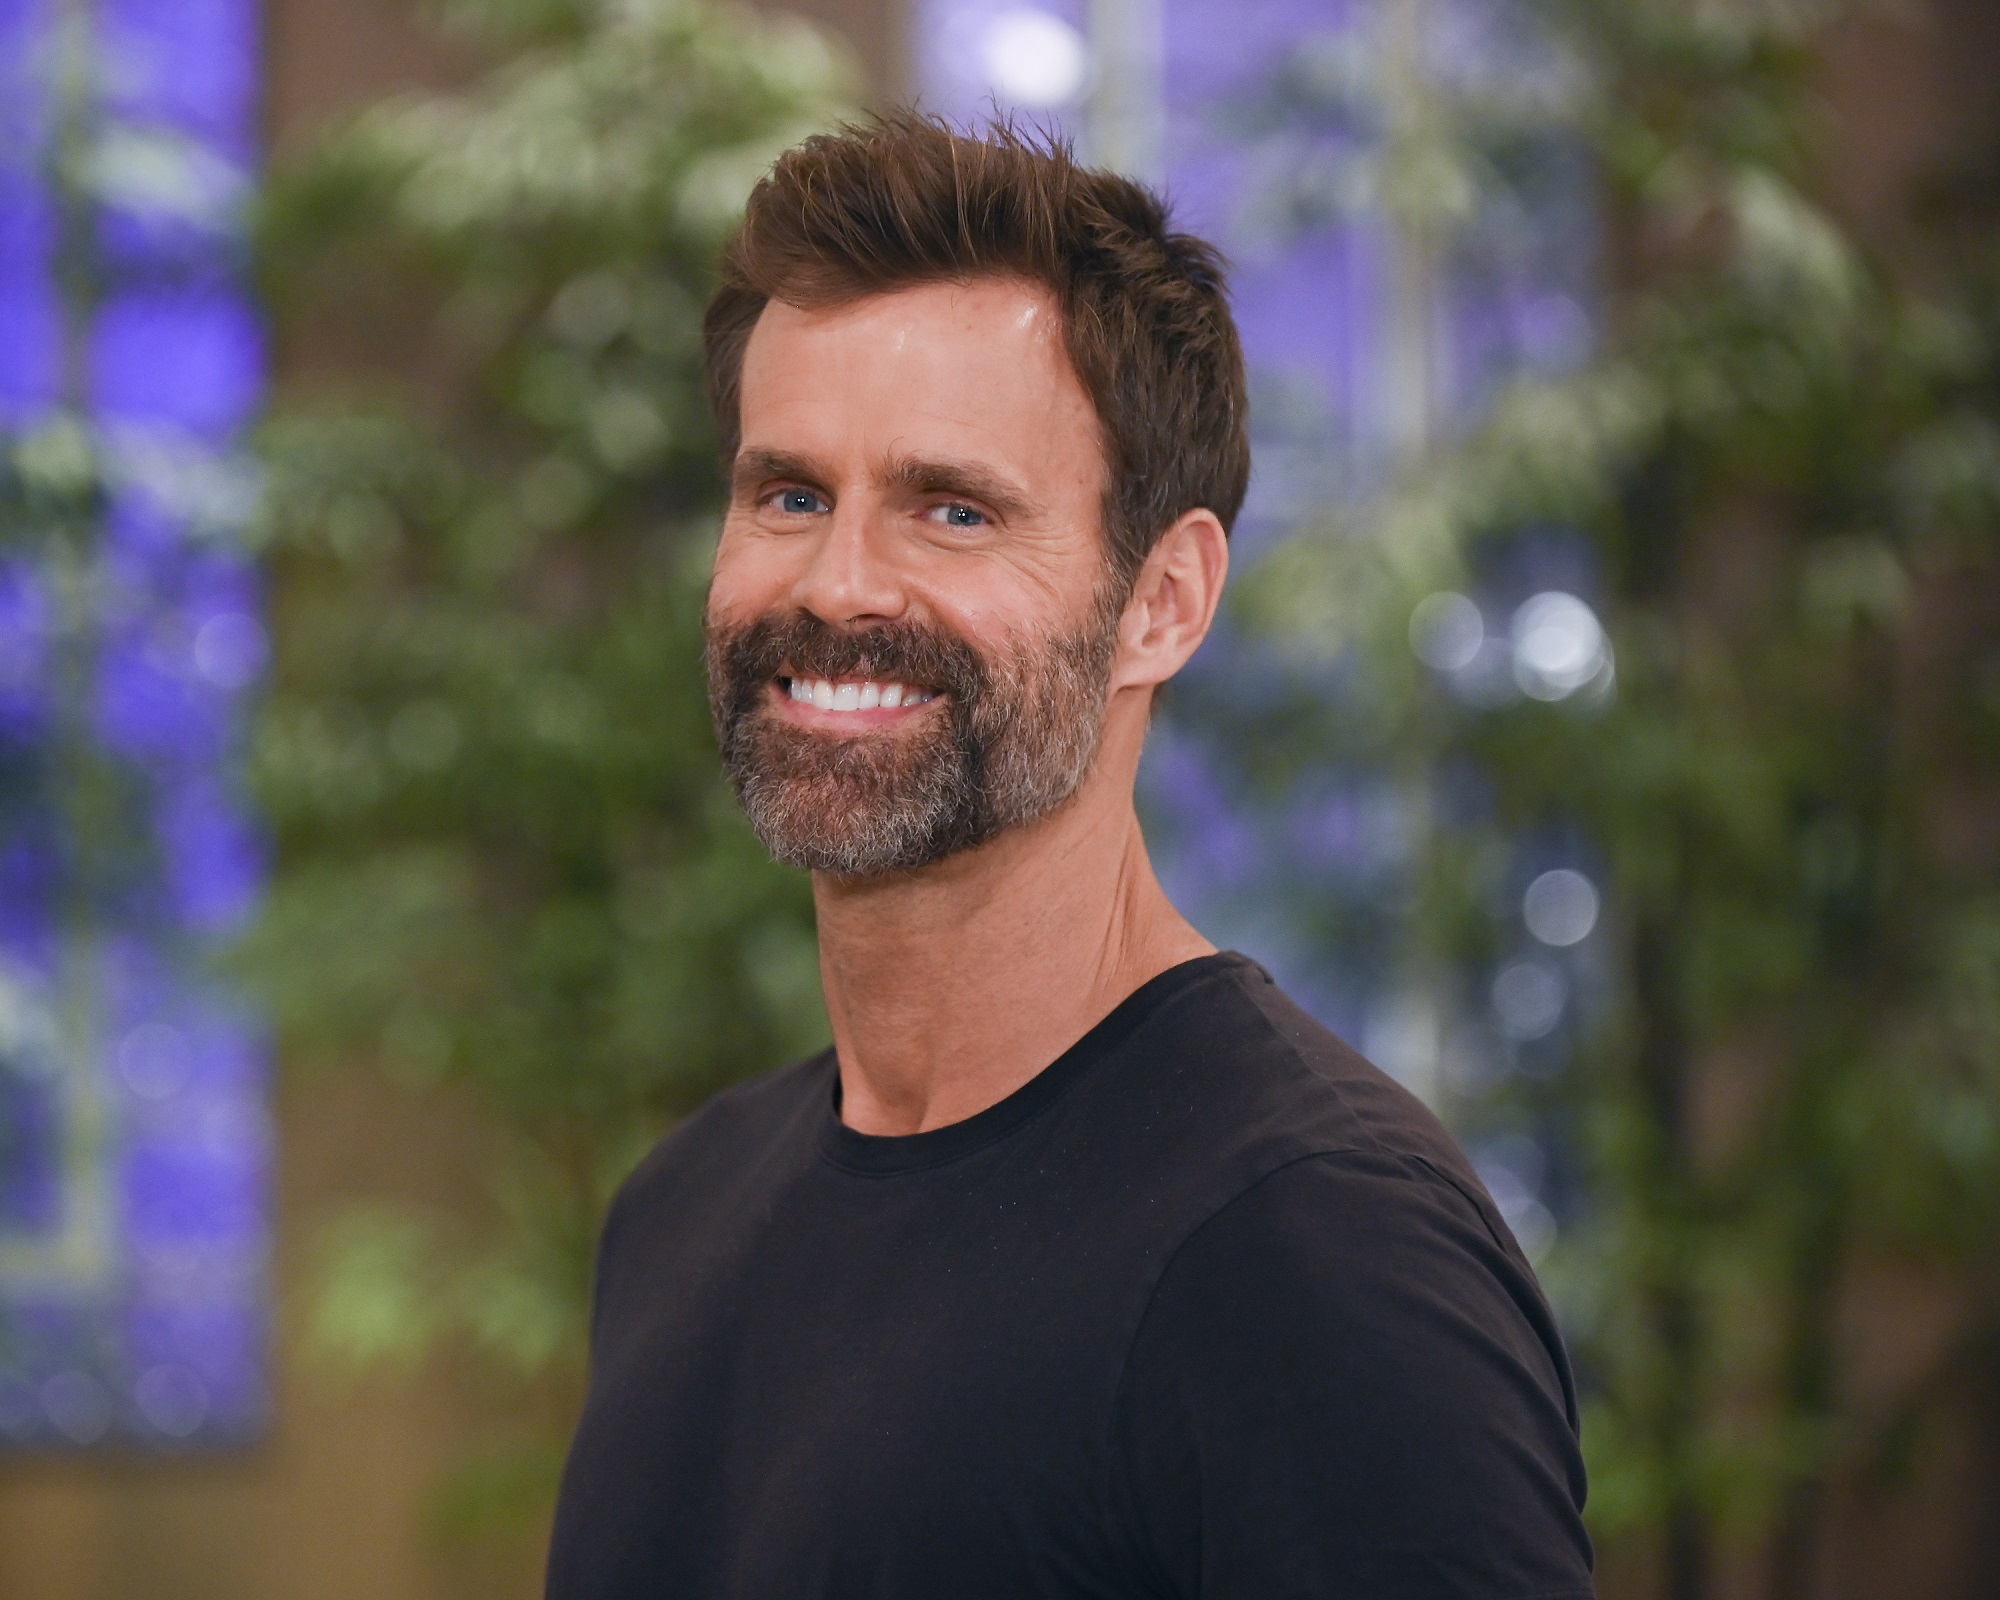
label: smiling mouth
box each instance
[778,674,941,713]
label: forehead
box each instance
[736,279,1102,494]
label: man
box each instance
[547,115,1594,1599]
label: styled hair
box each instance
[702,112,1251,587]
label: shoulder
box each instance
[1141,1147,1570,1409]
[1086,961,1578,1406]
[1116,957,1492,1215]
[1110,1149,1593,1598]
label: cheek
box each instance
[895,565,1019,651]
[707,523,794,623]
[929,556,1104,648]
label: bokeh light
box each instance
[1410,591,1485,672]
[1492,956,1567,1041]
[981,9,1090,105]
[1523,867,1599,946]
[1510,590,1610,701]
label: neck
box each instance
[813,716,1212,1136]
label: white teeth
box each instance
[785,677,934,711]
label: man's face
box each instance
[704,277,1123,875]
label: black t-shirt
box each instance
[547,953,1594,1599]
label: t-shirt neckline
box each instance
[816,951,1255,1177]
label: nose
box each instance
[789,500,908,627]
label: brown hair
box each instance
[703,113,1250,587]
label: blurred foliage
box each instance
[1237,0,2000,1593]
[0,418,145,927]
[236,0,852,1499]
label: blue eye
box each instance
[929,502,987,528]
[773,488,826,515]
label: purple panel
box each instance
[1161,0,1363,243]
[157,776,264,933]
[0,0,53,340]
[2,0,269,1453]
[95,621,232,764]
[124,1302,265,1435]
[0,834,57,957]
[0,560,50,732]
[124,1142,263,1242]
[93,529,265,769]
[0,0,51,139]
[0,1078,60,1232]
[1141,731,1263,900]
[916,0,1089,131]
[1170,0,1356,95]
[106,487,187,563]
[102,944,264,1093]
[0,167,59,423]
[1155,0,1382,546]
[96,0,260,154]
[0,0,49,40]
[98,204,249,279]
[90,289,264,438]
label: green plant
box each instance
[1238,1,2000,1593]
[238,0,853,1514]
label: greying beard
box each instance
[705,591,1123,876]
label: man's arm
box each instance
[1107,1149,1594,1599]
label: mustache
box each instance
[708,613,989,707]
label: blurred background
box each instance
[0,0,1996,1595]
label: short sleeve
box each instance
[1106,1150,1594,1600]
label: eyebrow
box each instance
[882,455,1039,523]
[731,448,832,502]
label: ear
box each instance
[1111,508,1230,692]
